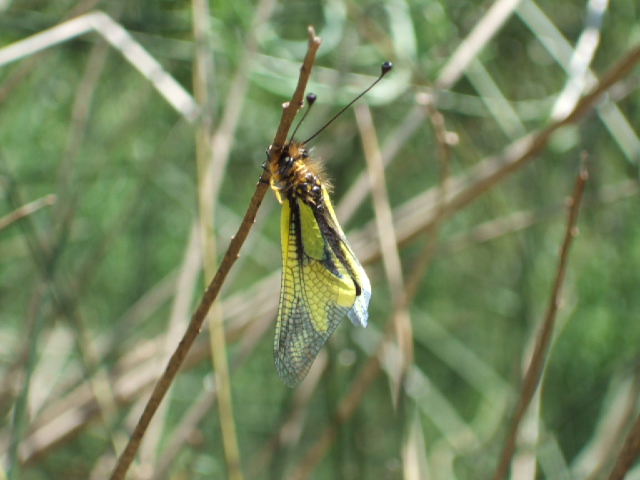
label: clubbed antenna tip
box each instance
[289,93,318,142]
[302,61,394,144]
[306,93,317,106]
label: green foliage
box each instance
[1,0,640,479]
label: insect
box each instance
[267,62,393,387]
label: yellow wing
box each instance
[320,187,371,327]
[274,195,369,387]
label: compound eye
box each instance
[279,156,294,175]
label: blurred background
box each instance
[1,0,640,479]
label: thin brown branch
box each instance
[579,375,640,480]
[137,226,200,466]
[154,386,216,478]
[606,410,640,480]
[108,26,322,480]
[493,157,589,480]
[0,194,56,231]
[190,0,263,475]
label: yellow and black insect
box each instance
[267,62,392,387]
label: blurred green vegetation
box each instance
[1,0,640,479]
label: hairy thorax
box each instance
[269,141,331,207]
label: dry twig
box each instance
[0,194,56,231]
[108,26,322,480]
[493,157,589,480]
[606,410,640,480]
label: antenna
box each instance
[302,61,393,145]
[288,93,317,143]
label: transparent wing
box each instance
[274,198,358,387]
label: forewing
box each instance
[274,198,357,387]
[318,187,371,327]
